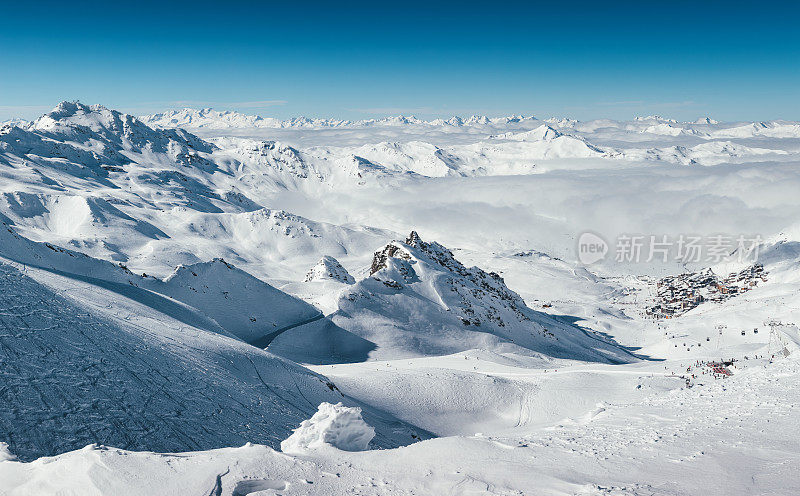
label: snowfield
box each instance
[1,103,800,494]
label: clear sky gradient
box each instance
[1,0,798,122]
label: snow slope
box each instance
[0,103,397,283]
[1,351,798,495]
[0,258,342,461]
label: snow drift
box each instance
[280,402,375,453]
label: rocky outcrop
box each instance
[305,256,355,284]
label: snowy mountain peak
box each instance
[0,103,217,180]
[44,100,89,118]
[544,117,578,127]
[465,115,491,125]
[33,101,137,135]
[491,124,561,141]
[380,115,423,126]
[634,115,677,123]
[405,230,422,247]
[305,255,355,284]
[370,241,410,276]
[694,116,719,125]
[368,232,528,324]
[526,124,562,141]
[0,117,30,129]
[141,107,278,129]
[141,108,545,130]
[28,101,214,154]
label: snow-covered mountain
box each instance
[709,121,800,139]
[3,102,800,495]
[613,140,788,165]
[1,101,217,175]
[308,232,633,362]
[140,108,537,130]
[141,108,355,129]
[484,124,606,159]
[3,101,799,279]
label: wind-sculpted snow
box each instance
[280,402,375,453]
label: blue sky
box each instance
[1,1,798,121]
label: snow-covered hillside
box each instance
[2,329,798,495]
[0,219,322,344]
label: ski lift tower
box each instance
[765,319,787,357]
[714,324,727,349]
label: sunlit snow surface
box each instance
[1,104,800,494]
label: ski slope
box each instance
[1,347,797,495]
[0,260,376,460]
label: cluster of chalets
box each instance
[646,264,766,319]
